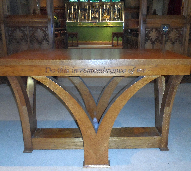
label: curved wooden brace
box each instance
[70,77,123,122]
[32,76,96,135]
[69,77,97,120]
[96,77,123,122]
[97,76,159,145]
[32,76,158,166]
[7,76,34,152]
[32,76,105,165]
[83,76,158,165]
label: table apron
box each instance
[0,65,190,76]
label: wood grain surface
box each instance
[0,49,190,77]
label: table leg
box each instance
[26,77,37,130]
[72,36,74,46]
[76,34,78,46]
[155,75,183,151]
[155,76,165,130]
[112,35,114,47]
[7,76,36,152]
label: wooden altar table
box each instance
[0,49,190,167]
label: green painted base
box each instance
[66,22,123,42]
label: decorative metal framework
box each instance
[69,0,121,2]
[65,0,124,22]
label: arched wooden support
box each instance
[69,77,97,120]
[84,76,158,166]
[96,75,158,144]
[70,77,123,122]
[7,76,35,153]
[32,76,102,165]
[31,77,94,135]
[159,75,183,151]
[32,76,157,166]
[96,77,123,122]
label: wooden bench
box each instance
[0,49,191,167]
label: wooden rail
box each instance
[4,15,49,27]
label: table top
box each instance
[0,49,191,76]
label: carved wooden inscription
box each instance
[45,66,146,75]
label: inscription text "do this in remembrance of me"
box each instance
[45,67,127,74]
[45,67,146,75]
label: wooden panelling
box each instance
[145,15,186,28]
[4,15,50,55]
[5,15,49,27]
